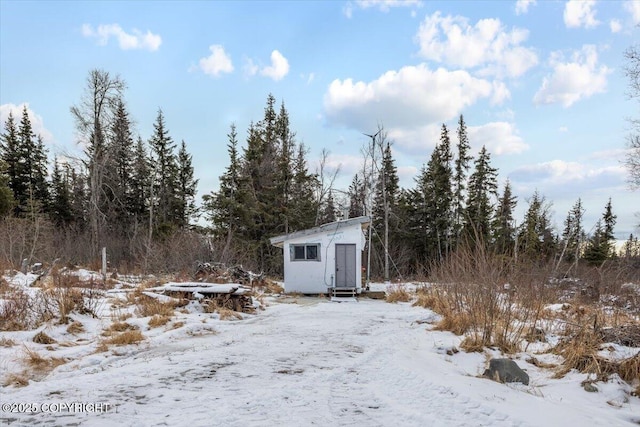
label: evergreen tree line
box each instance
[209,109,638,277]
[1,70,637,276]
[0,69,199,270]
[360,118,635,278]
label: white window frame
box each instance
[290,243,321,262]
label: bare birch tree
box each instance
[70,69,126,256]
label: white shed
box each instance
[269,216,371,296]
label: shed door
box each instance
[335,244,357,288]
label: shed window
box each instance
[291,244,321,261]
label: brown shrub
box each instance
[33,331,56,345]
[0,288,33,331]
[170,321,185,330]
[66,321,85,334]
[133,294,177,318]
[618,353,640,384]
[0,337,16,347]
[22,347,66,373]
[148,315,171,328]
[102,322,138,337]
[217,307,243,321]
[102,330,145,346]
[386,284,411,303]
[3,372,29,387]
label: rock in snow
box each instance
[483,358,530,385]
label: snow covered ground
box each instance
[1,279,639,426]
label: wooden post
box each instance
[101,247,107,283]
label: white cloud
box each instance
[260,50,290,81]
[415,12,538,78]
[468,122,529,155]
[387,124,442,154]
[384,121,528,158]
[324,63,501,131]
[533,45,611,108]
[515,0,536,15]
[344,0,422,18]
[491,80,511,105]
[559,126,568,132]
[609,19,622,33]
[0,103,54,143]
[198,45,234,77]
[81,23,161,51]
[625,0,640,24]
[563,0,599,29]
[509,160,626,197]
[243,57,259,77]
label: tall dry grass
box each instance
[423,243,552,353]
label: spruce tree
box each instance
[129,136,150,224]
[148,109,179,235]
[517,191,556,261]
[204,124,247,253]
[105,99,135,231]
[584,199,617,264]
[318,190,338,224]
[492,180,517,255]
[453,114,472,245]
[348,173,366,218]
[1,112,20,210]
[416,124,454,261]
[176,140,198,227]
[560,198,585,263]
[372,140,400,280]
[289,143,317,232]
[462,145,497,245]
[50,159,73,226]
[0,158,13,217]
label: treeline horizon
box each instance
[0,69,639,278]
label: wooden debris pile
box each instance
[601,324,640,347]
[194,262,264,287]
[148,282,254,313]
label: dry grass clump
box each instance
[419,243,552,354]
[3,372,29,387]
[33,331,56,344]
[263,280,284,294]
[413,287,448,313]
[0,337,16,347]
[618,353,640,385]
[204,300,242,320]
[102,321,138,337]
[0,288,33,331]
[217,307,243,321]
[101,330,145,346]
[169,321,185,330]
[133,293,179,318]
[66,321,85,334]
[551,324,640,390]
[148,314,171,328]
[460,335,485,353]
[22,347,66,373]
[386,284,411,303]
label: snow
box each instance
[1,290,639,426]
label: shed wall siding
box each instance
[282,224,365,294]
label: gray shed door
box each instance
[335,244,357,288]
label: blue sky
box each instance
[1,0,639,238]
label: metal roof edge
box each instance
[269,216,371,247]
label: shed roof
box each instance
[269,216,371,248]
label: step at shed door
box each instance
[335,244,356,288]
